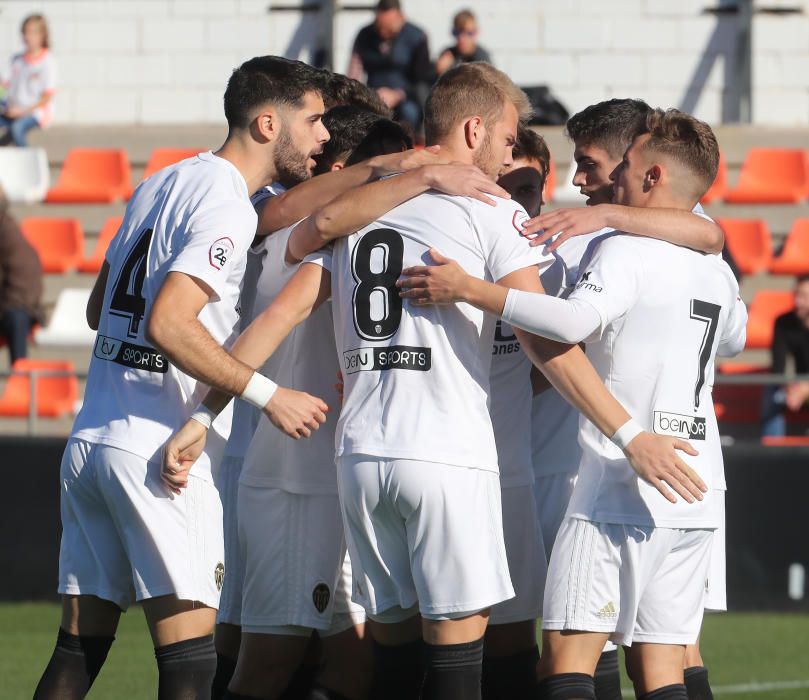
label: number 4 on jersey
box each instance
[109,227,153,338]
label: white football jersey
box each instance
[532,230,612,478]
[565,235,746,527]
[240,225,341,494]
[309,191,551,472]
[223,182,287,461]
[72,152,257,477]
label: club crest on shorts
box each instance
[312,583,331,613]
[214,562,225,591]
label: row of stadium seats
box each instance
[21,216,122,273]
[0,147,202,204]
[4,146,809,206]
[720,218,809,275]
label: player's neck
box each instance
[641,190,694,212]
[215,136,274,196]
[429,140,474,167]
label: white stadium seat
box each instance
[0,147,50,203]
[35,288,96,347]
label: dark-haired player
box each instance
[34,56,331,700]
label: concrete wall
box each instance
[0,0,806,126]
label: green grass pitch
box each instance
[2,604,808,698]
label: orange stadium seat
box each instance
[769,219,809,275]
[78,216,123,274]
[718,218,773,275]
[700,152,726,204]
[713,384,762,424]
[717,361,767,374]
[143,148,203,180]
[0,359,77,418]
[20,218,84,273]
[744,290,794,349]
[724,148,809,204]
[46,148,132,203]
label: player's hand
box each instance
[264,386,329,440]
[161,419,209,495]
[623,432,707,504]
[335,371,345,404]
[397,249,469,305]
[785,381,809,411]
[3,105,23,119]
[522,205,613,250]
[424,163,510,206]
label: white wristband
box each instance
[611,418,643,451]
[241,372,278,409]
[190,404,217,430]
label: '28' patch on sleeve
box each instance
[209,237,235,270]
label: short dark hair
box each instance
[513,126,551,183]
[223,56,325,131]
[322,72,393,118]
[640,108,719,200]
[345,120,413,167]
[566,98,651,160]
[376,0,401,11]
[315,106,411,174]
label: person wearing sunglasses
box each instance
[436,9,492,76]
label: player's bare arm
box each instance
[287,163,509,262]
[524,204,724,253]
[400,258,707,503]
[162,263,331,493]
[85,260,109,331]
[257,146,447,236]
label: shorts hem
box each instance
[489,607,542,626]
[216,608,242,625]
[320,611,367,637]
[240,615,332,632]
[135,585,219,610]
[628,631,700,645]
[417,592,515,618]
[542,620,617,633]
[58,584,130,611]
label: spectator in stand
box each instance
[347,0,432,136]
[761,275,809,436]
[435,9,492,76]
[0,14,56,147]
[0,187,43,363]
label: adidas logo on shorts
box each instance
[596,602,617,619]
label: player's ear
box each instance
[645,163,662,190]
[252,108,280,144]
[330,162,345,172]
[464,116,483,150]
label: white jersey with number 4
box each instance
[71,152,257,477]
[308,192,551,473]
[565,235,746,528]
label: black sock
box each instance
[538,672,596,700]
[369,638,424,700]
[212,653,238,700]
[34,627,115,699]
[422,636,484,700]
[280,661,319,699]
[684,667,713,700]
[223,692,262,700]
[306,685,352,700]
[482,645,539,699]
[155,634,217,700]
[639,684,688,700]
[594,649,622,700]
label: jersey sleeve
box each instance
[169,199,257,301]
[303,242,334,273]
[470,198,553,282]
[566,235,643,341]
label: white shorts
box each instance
[58,439,224,610]
[533,471,576,558]
[238,484,365,635]
[215,456,245,626]
[337,455,514,620]
[704,490,727,612]
[543,517,712,646]
[490,485,547,625]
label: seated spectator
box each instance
[348,0,432,136]
[0,14,56,147]
[436,9,492,76]
[762,275,809,436]
[0,187,43,362]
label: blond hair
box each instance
[641,109,719,199]
[22,14,49,49]
[424,62,531,145]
